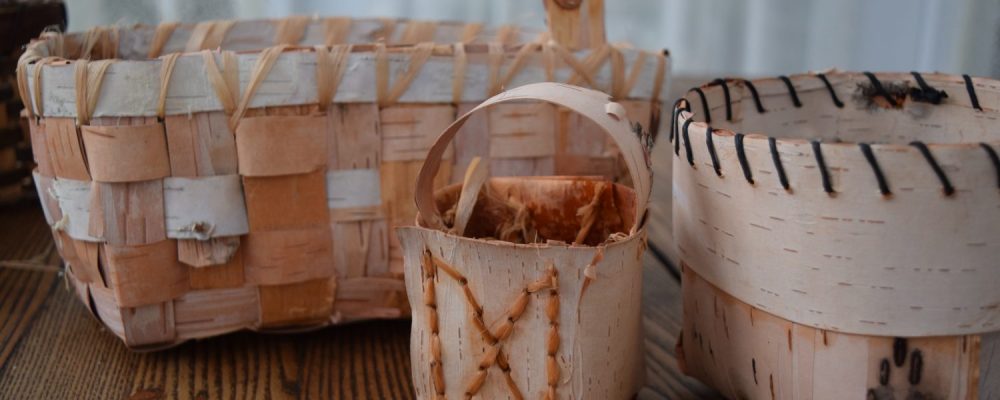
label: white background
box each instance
[66,0,1000,78]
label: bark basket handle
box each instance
[543,0,606,50]
[414,82,651,234]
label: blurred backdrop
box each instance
[65,0,1000,78]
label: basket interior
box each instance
[691,72,999,145]
[432,177,636,246]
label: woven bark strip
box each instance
[400,83,650,399]
[673,72,1000,399]
[18,3,669,348]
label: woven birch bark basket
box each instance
[671,71,1000,399]
[16,2,669,349]
[398,82,652,399]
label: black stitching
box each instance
[879,359,890,386]
[743,79,766,113]
[669,100,678,143]
[859,143,891,196]
[980,143,1000,189]
[682,119,695,166]
[779,75,802,107]
[863,71,899,107]
[816,73,844,108]
[812,140,835,194]
[735,133,754,184]
[711,78,733,121]
[669,99,682,143]
[908,350,923,385]
[690,87,712,123]
[963,74,983,111]
[705,125,721,176]
[910,141,955,196]
[893,338,908,367]
[769,137,790,191]
[677,118,692,157]
[670,98,690,145]
[909,71,947,104]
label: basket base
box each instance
[678,264,999,400]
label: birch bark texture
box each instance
[672,72,1000,399]
[399,83,651,399]
[18,3,670,348]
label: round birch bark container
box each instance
[671,71,1000,399]
[16,0,670,349]
[398,82,652,399]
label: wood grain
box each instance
[0,268,57,370]
[0,202,59,369]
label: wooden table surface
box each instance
[0,128,718,399]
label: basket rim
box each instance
[16,17,670,119]
[410,175,645,250]
[676,70,999,150]
[431,175,641,242]
[671,71,1000,197]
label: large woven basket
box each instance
[17,3,669,348]
[399,82,650,399]
[671,71,999,399]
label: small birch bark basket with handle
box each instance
[671,71,1000,399]
[398,82,652,400]
[16,1,670,349]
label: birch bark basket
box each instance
[671,71,1000,399]
[399,83,652,399]
[16,1,670,349]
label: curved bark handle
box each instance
[543,0,605,50]
[415,82,651,234]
